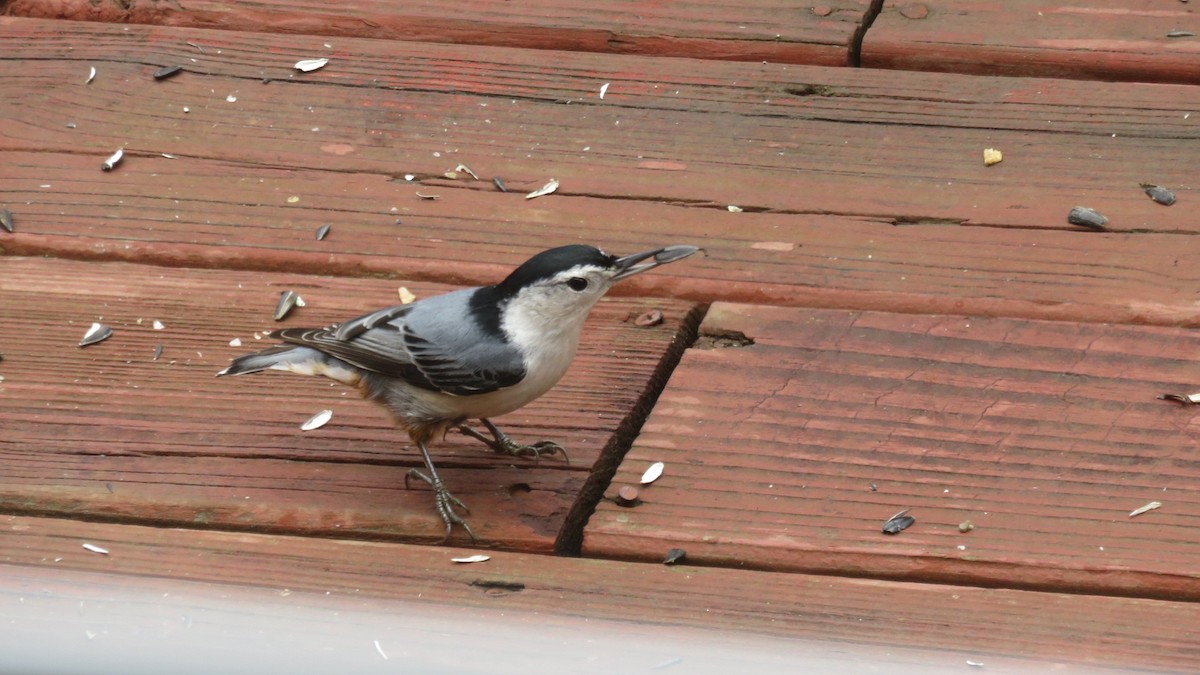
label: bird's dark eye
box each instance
[566,277,589,292]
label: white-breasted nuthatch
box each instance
[217,244,700,540]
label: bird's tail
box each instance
[216,345,361,386]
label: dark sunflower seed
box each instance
[153,344,163,361]
[663,548,687,565]
[79,322,113,347]
[1067,206,1107,229]
[882,508,915,535]
[1166,30,1196,38]
[1141,184,1176,206]
[274,290,300,321]
[0,207,13,233]
[1158,392,1200,404]
[315,223,332,241]
[153,65,184,80]
[492,177,508,192]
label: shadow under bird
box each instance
[217,244,700,540]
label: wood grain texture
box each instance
[865,1,1200,84]
[0,257,697,549]
[3,0,869,66]
[585,302,1200,599]
[3,515,1199,672]
[0,18,1197,325]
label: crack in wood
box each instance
[554,302,707,556]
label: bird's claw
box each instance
[405,468,476,543]
[458,423,570,465]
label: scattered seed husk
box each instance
[727,205,743,213]
[453,164,479,180]
[101,148,124,172]
[153,65,184,80]
[152,320,165,330]
[161,153,177,159]
[1130,501,1163,517]
[1167,30,1196,38]
[599,82,611,99]
[82,543,109,555]
[868,482,878,492]
[398,286,416,304]
[415,192,440,200]
[229,338,242,347]
[450,554,490,563]
[493,177,508,192]
[0,207,13,233]
[294,58,330,72]
[1067,206,1107,229]
[274,290,301,320]
[958,520,975,533]
[152,344,163,361]
[79,322,113,347]
[882,508,915,534]
[616,485,640,506]
[640,461,665,484]
[966,661,985,668]
[525,178,559,200]
[663,548,686,565]
[315,223,332,241]
[983,148,1003,166]
[1141,184,1176,206]
[300,409,333,431]
[86,66,96,85]
[1157,392,1200,404]
[374,640,388,660]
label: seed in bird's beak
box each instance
[79,322,113,347]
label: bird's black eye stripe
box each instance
[566,277,589,292]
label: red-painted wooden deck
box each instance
[1,1,1198,671]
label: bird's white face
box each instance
[504,263,618,341]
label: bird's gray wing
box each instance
[273,292,525,396]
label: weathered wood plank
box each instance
[3,0,868,66]
[0,257,697,548]
[865,1,1200,85]
[1,18,1197,325]
[3,515,1199,671]
[584,302,1200,599]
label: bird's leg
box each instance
[403,438,475,543]
[458,418,570,465]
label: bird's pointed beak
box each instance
[611,245,703,281]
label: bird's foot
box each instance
[458,423,570,465]
[405,469,476,543]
